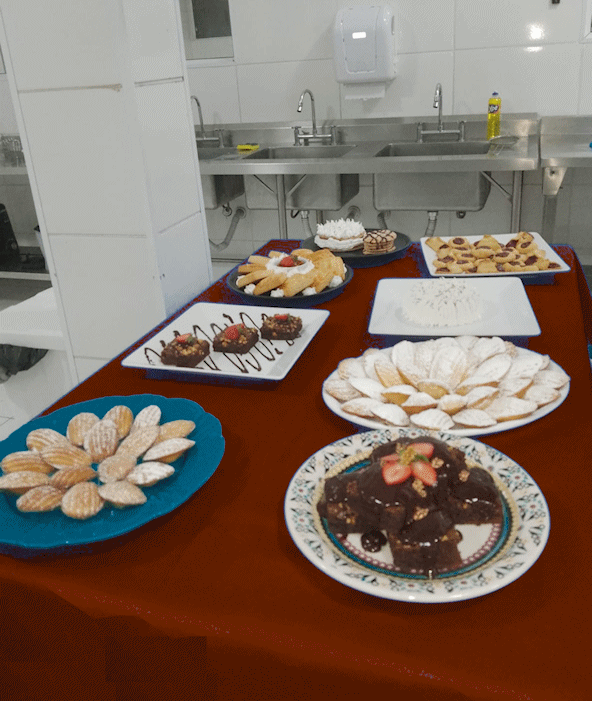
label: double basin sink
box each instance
[198,139,501,211]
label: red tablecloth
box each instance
[1,243,591,701]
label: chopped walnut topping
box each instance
[413,506,429,521]
[459,469,470,482]
[431,457,444,469]
[412,478,427,497]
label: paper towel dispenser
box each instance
[334,5,396,96]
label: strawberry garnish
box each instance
[380,442,438,487]
[409,442,435,459]
[176,333,191,344]
[381,456,412,485]
[279,256,296,267]
[409,459,437,486]
[275,314,289,321]
[224,324,242,340]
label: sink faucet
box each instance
[191,95,222,146]
[294,89,335,145]
[433,83,443,132]
[416,83,465,142]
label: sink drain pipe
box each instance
[209,206,246,252]
[425,211,439,237]
[298,210,315,239]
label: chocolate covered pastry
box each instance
[160,333,210,368]
[260,313,303,340]
[212,324,259,354]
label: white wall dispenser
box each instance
[333,4,397,100]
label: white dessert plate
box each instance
[122,302,329,381]
[285,428,550,603]
[322,345,570,437]
[420,232,570,278]
[368,277,541,337]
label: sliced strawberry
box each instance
[176,333,191,344]
[410,442,435,459]
[279,256,296,267]
[410,460,437,486]
[381,457,412,485]
[274,314,289,321]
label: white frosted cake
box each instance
[402,278,484,327]
[315,219,365,251]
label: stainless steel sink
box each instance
[373,141,492,211]
[196,146,244,209]
[243,145,359,210]
[244,145,354,160]
[375,141,492,158]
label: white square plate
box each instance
[122,302,329,381]
[368,277,541,337]
[420,232,570,278]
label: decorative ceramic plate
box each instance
[285,428,550,603]
[301,232,411,268]
[368,277,541,337]
[420,232,570,278]
[122,303,329,381]
[0,395,224,554]
[226,265,353,306]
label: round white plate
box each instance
[285,428,550,603]
[322,348,569,438]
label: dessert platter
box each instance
[0,394,225,553]
[322,336,570,437]
[226,248,353,307]
[368,277,541,337]
[122,302,329,381]
[421,231,570,279]
[284,427,550,603]
[301,217,411,268]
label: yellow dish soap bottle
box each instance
[487,92,501,140]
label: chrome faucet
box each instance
[294,89,335,145]
[191,95,222,146]
[297,90,318,137]
[433,83,443,132]
[416,83,465,142]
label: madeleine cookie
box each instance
[130,405,162,433]
[409,408,455,431]
[452,409,497,428]
[84,419,119,463]
[41,444,93,470]
[49,465,97,490]
[143,437,195,464]
[156,420,196,443]
[67,412,100,446]
[98,481,147,508]
[26,428,71,453]
[16,485,64,513]
[370,403,410,427]
[126,461,175,487]
[1,450,53,475]
[117,425,160,459]
[323,378,363,403]
[0,470,50,494]
[103,405,134,439]
[61,482,104,519]
[97,454,137,483]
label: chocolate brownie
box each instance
[260,313,303,341]
[159,333,210,368]
[212,324,258,354]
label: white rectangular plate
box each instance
[420,232,570,277]
[368,277,541,337]
[122,302,329,381]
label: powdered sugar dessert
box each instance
[315,218,365,252]
[402,278,484,327]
